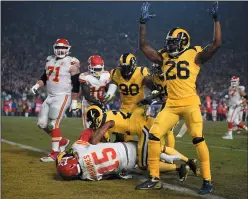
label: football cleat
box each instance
[222,134,233,140]
[40,150,60,162]
[59,138,70,153]
[178,164,190,182]
[199,179,213,195]
[187,159,200,176]
[135,177,163,190]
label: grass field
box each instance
[1,116,247,199]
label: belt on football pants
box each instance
[121,142,129,166]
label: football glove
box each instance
[30,84,40,95]
[137,98,153,107]
[208,1,219,21]
[70,100,79,115]
[140,2,156,24]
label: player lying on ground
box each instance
[84,105,199,176]
[56,132,193,181]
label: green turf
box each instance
[1,116,248,199]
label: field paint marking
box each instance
[1,139,49,154]
[136,176,227,199]
[176,140,248,153]
[1,139,227,199]
[60,124,248,153]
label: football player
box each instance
[222,76,247,139]
[135,2,221,194]
[30,38,80,162]
[104,53,152,142]
[56,139,191,182]
[84,105,199,177]
[79,55,110,129]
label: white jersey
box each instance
[212,102,218,110]
[228,86,245,107]
[45,55,80,96]
[79,71,110,101]
[72,141,137,181]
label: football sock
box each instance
[51,128,62,152]
[228,122,233,135]
[148,140,161,178]
[159,161,177,172]
[195,140,211,181]
[164,147,188,162]
[167,131,175,148]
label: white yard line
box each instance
[1,138,227,199]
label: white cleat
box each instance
[176,134,183,138]
[222,135,233,140]
[59,139,70,153]
[40,150,60,162]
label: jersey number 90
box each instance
[119,84,139,96]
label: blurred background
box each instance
[1,1,248,120]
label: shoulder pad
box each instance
[140,67,150,76]
[186,46,203,53]
[46,55,54,62]
[239,86,245,92]
[70,57,80,66]
[79,72,89,83]
[110,69,117,79]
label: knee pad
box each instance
[149,133,160,141]
[192,137,205,145]
[37,122,47,129]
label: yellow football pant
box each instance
[148,104,211,180]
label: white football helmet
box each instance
[230,76,240,87]
[88,55,104,77]
[53,38,71,58]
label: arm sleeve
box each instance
[39,70,47,85]
[71,73,80,93]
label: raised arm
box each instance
[195,2,222,65]
[139,2,163,65]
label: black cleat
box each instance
[178,164,190,182]
[199,179,213,195]
[135,177,163,190]
[187,158,200,176]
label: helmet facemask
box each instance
[165,30,190,57]
[88,65,104,78]
[119,56,136,80]
[86,108,102,129]
[54,46,70,59]
[231,77,240,87]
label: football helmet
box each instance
[230,76,240,87]
[57,156,81,180]
[86,105,104,129]
[151,49,165,78]
[53,38,71,58]
[165,28,190,57]
[119,53,137,79]
[88,55,104,77]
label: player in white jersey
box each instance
[30,38,80,161]
[79,55,110,129]
[212,100,218,122]
[222,76,247,139]
[57,141,137,181]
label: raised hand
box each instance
[208,1,219,21]
[140,2,156,24]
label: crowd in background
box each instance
[1,2,248,122]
